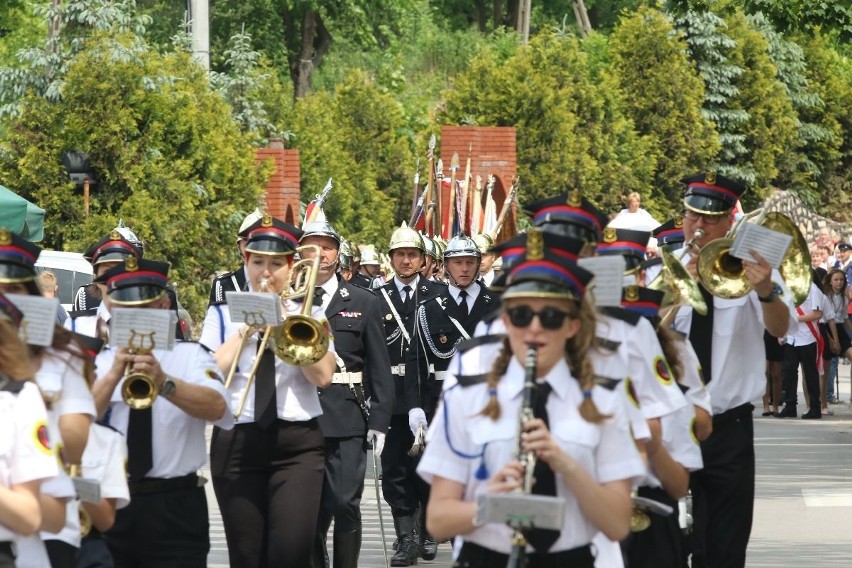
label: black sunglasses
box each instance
[506,305,572,330]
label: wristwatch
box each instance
[758,283,783,303]
[160,376,177,397]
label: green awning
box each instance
[0,185,45,242]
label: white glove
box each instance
[408,407,428,437]
[367,429,386,457]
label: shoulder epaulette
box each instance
[456,333,506,355]
[94,422,123,435]
[600,306,641,326]
[68,308,98,319]
[0,374,25,394]
[595,336,621,352]
[456,373,488,388]
[594,375,622,391]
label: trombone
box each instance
[223,244,331,420]
[696,210,811,305]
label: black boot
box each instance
[310,512,333,568]
[390,515,419,567]
[418,506,437,560]
[332,526,361,568]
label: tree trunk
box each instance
[285,8,332,101]
[475,0,488,33]
[572,0,593,37]
[492,0,504,29]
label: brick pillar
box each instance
[438,126,517,243]
[255,139,301,225]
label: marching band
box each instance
[0,166,806,568]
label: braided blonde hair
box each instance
[568,298,609,423]
[480,336,512,420]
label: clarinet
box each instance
[506,345,539,568]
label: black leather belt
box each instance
[456,541,593,568]
[128,473,199,495]
[712,403,754,427]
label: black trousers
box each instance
[46,540,77,568]
[381,414,429,518]
[211,419,325,568]
[690,404,754,568]
[105,485,209,568]
[0,542,13,568]
[318,436,368,533]
[622,486,681,568]
[781,342,821,409]
[76,534,114,568]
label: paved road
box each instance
[205,362,852,567]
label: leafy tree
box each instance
[675,10,748,176]
[748,13,837,203]
[285,71,414,246]
[438,30,655,216]
[0,32,266,318]
[719,7,796,202]
[609,7,719,213]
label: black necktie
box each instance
[401,285,412,312]
[127,407,153,480]
[314,287,326,308]
[254,340,278,428]
[527,381,560,553]
[689,284,715,384]
[458,290,469,314]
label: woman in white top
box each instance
[201,214,335,567]
[418,230,644,567]
[0,293,59,568]
[822,268,852,407]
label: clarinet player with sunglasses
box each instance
[417,229,645,567]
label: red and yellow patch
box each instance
[33,421,52,455]
[654,356,673,385]
[625,377,640,408]
[205,369,223,383]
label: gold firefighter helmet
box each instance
[388,221,424,253]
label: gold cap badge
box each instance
[567,191,582,207]
[0,229,10,245]
[704,171,716,185]
[625,285,639,302]
[603,227,617,243]
[261,213,273,227]
[527,229,544,260]
[126,257,138,271]
[674,216,683,228]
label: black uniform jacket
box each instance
[349,272,374,290]
[406,284,495,416]
[207,265,248,307]
[376,276,443,416]
[317,276,394,438]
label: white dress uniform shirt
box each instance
[36,349,97,547]
[644,403,703,489]
[596,313,688,419]
[0,382,58,543]
[82,423,130,511]
[418,357,645,553]
[448,282,481,312]
[96,342,233,478]
[199,301,335,424]
[672,269,798,415]
[64,301,110,340]
[784,283,824,346]
[317,276,339,312]
[673,336,712,414]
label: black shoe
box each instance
[420,534,437,561]
[777,406,797,418]
[802,410,822,419]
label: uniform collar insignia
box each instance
[340,287,350,299]
[482,294,492,304]
[420,285,428,293]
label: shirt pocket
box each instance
[714,296,749,337]
[430,324,457,350]
[332,317,364,352]
[469,414,515,446]
[551,416,601,451]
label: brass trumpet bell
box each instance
[121,371,158,410]
[630,506,651,532]
[80,507,92,537]
[696,237,750,300]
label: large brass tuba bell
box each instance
[696,211,811,305]
[647,230,707,317]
